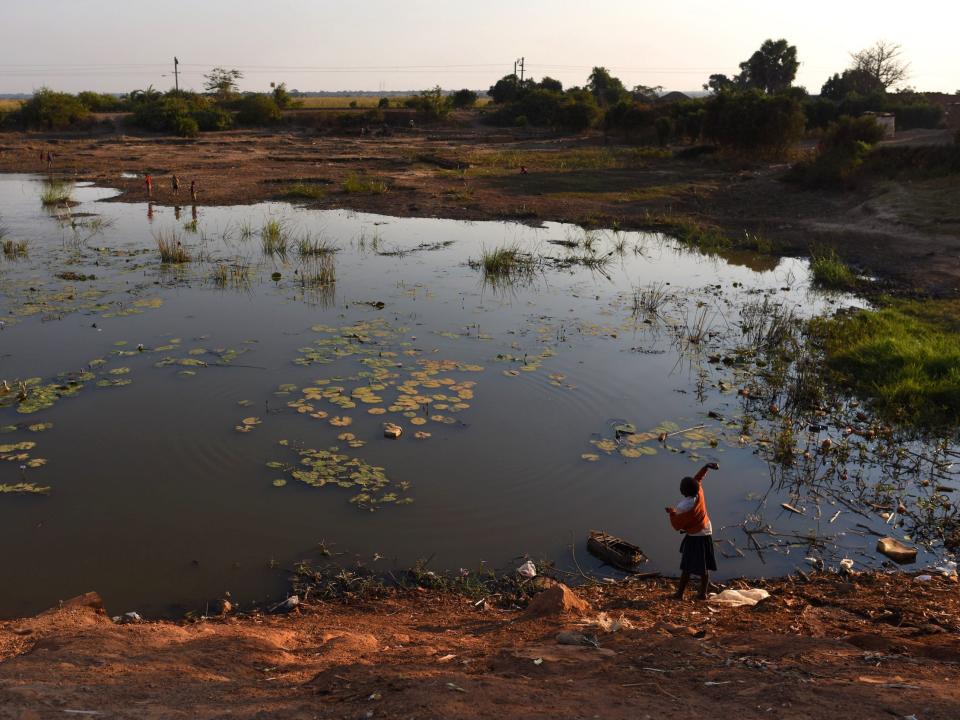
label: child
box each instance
[665,462,719,600]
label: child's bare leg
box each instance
[673,571,690,599]
[697,572,709,600]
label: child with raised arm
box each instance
[665,462,719,600]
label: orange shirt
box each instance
[668,466,712,535]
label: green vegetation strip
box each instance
[812,299,960,429]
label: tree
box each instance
[237,95,282,125]
[204,67,243,99]
[18,88,89,130]
[488,74,521,104]
[703,74,735,93]
[850,41,910,90]
[631,84,663,103]
[820,68,885,101]
[538,76,563,93]
[736,39,799,94]
[270,82,295,109]
[586,67,627,106]
[451,89,478,108]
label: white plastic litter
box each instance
[517,560,537,578]
[707,588,770,607]
[839,558,855,571]
[932,560,957,577]
[914,574,933,582]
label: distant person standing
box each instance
[172,174,181,196]
[46,151,53,170]
[189,179,198,203]
[145,174,153,198]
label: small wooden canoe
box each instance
[587,530,648,572]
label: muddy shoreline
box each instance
[0,570,958,719]
[2,125,958,297]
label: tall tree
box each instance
[703,73,735,94]
[850,41,910,90]
[736,39,799,94]
[204,68,244,99]
[586,67,627,107]
[820,68,885,100]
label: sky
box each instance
[2,0,958,95]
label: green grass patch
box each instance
[40,179,75,206]
[342,173,389,194]
[260,218,289,256]
[811,299,960,429]
[284,183,327,200]
[154,229,190,263]
[810,247,857,290]
[465,147,671,175]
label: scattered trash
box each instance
[112,611,143,624]
[437,654,456,663]
[914,574,933,582]
[268,595,299,613]
[707,588,770,607]
[839,558,855,572]
[876,537,917,564]
[517,560,537,578]
[533,658,543,665]
[446,682,467,693]
[781,502,803,515]
[586,611,634,633]
[931,560,958,578]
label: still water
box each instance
[0,174,893,617]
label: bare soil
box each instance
[0,573,958,719]
[1,123,958,296]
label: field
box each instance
[0,99,23,112]
[293,94,490,109]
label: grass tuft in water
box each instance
[632,282,669,316]
[211,262,252,289]
[810,247,857,290]
[342,173,389,194]
[154,229,190,263]
[40,178,75,206]
[296,233,337,258]
[2,238,28,258]
[473,243,536,276]
[300,254,336,287]
[260,219,289,256]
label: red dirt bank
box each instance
[1,573,958,719]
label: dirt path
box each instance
[1,573,957,719]
[1,126,958,296]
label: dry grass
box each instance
[154,229,190,263]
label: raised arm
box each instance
[693,462,719,484]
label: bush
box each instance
[77,91,126,112]
[378,97,390,108]
[131,93,234,135]
[18,88,89,130]
[892,102,944,130]
[702,90,805,156]
[451,89,478,108]
[237,94,282,125]
[788,115,884,187]
[655,116,673,146]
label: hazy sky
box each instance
[3,0,958,94]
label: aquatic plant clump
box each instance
[271,446,412,510]
[342,173,389,195]
[154,229,191,263]
[810,247,857,290]
[39,178,75,206]
[260,218,289,256]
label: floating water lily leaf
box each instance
[329,416,352,427]
[27,422,54,433]
[0,442,36,453]
[591,439,618,453]
[109,367,130,375]
[581,453,600,462]
[272,478,287,487]
[133,297,163,308]
[414,431,431,440]
[242,417,261,426]
[410,417,427,426]
[26,458,47,468]
[238,400,253,407]
[0,482,50,494]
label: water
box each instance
[0,174,928,618]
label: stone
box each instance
[877,537,917,564]
[522,583,591,618]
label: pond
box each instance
[0,174,950,618]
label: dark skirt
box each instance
[679,535,717,575]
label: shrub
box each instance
[378,97,390,108]
[18,88,89,130]
[702,89,805,157]
[451,89,478,108]
[237,94,282,125]
[655,116,673,146]
[788,115,884,187]
[77,91,126,112]
[130,93,233,135]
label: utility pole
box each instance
[173,57,180,93]
[513,59,517,77]
[517,57,525,82]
